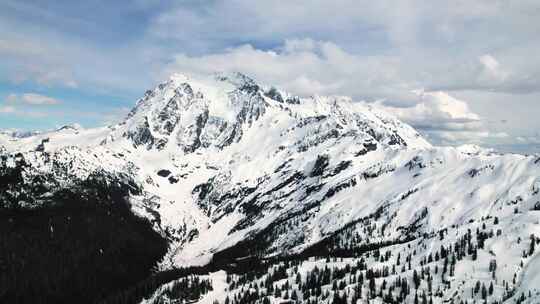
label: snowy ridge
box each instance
[1,72,540,303]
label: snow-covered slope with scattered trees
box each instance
[1,72,539,304]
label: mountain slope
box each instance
[1,72,539,303]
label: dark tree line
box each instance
[0,174,168,304]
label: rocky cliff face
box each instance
[121,73,267,152]
[2,72,540,303]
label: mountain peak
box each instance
[167,71,257,91]
[168,72,191,84]
[116,71,433,152]
[4,71,540,304]
[119,71,267,151]
[214,71,258,88]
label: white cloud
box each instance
[478,54,508,83]
[479,54,501,76]
[0,105,16,113]
[0,93,60,119]
[1,1,540,151]
[431,130,509,146]
[163,38,540,147]
[0,37,79,88]
[377,91,480,128]
[371,90,503,145]
[373,90,515,146]
[516,135,540,144]
[6,93,60,105]
[149,1,540,95]
[165,39,409,102]
[166,41,512,146]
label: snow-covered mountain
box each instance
[1,72,540,304]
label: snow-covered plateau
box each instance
[1,72,539,304]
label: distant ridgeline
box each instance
[1,72,540,304]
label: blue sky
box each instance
[1,0,540,153]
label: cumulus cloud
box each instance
[163,40,503,145]
[6,93,61,105]
[374,90,481,131]
[370,90,511,145]
[162,38,540,147]
[3,1,540,97]
[165,39,411,102]
[151,1,540,95]
[1,0,540,150]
